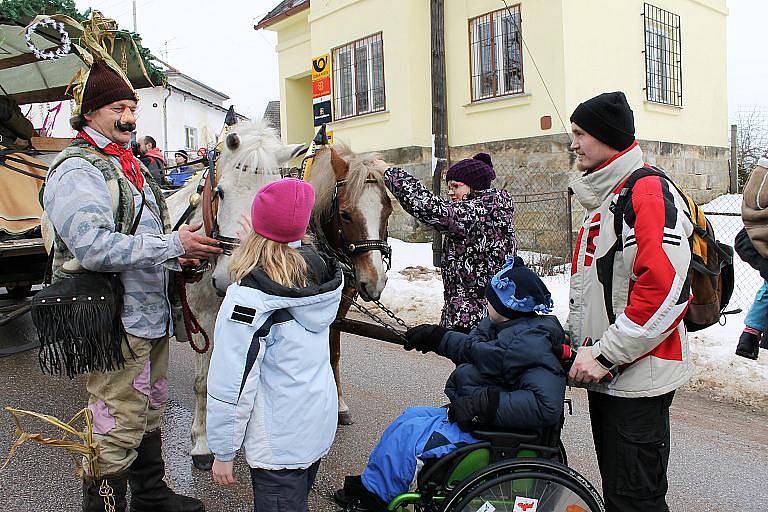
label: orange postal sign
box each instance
[312,54,331,99]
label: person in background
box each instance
[375,153,517,333]
[168,149,195,188]
[207,179,343,512]
[138,135,165,184]
[736,151,768,359]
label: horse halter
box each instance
[331,177,392,270]
[200,148,240,256]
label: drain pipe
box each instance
[162,86,172,154]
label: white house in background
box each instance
[26,65,248,160]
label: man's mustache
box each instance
[115,121,136,132]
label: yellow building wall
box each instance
[274,12,314,144]
[445,0,569,148]
[268,0,728,151]
[307,0,432,153]
[562,0,728,148]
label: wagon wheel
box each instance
[6,284,33,299]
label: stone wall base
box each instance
[378,135,730,248]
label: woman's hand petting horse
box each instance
[178,222,224,259]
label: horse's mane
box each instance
[310,142,383,222]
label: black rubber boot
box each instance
[736,330,760,360]
[761,331,768,350]
[129,429,205,512]
[83,472,128,512]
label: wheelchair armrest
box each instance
[471,429,540,446]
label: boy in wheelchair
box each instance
[336,256,568,511]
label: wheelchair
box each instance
[385,399,605,512]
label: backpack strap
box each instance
[596,166,671,324]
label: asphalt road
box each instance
[0,315,766,511]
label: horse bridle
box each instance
[329,177,392,271]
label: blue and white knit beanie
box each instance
[485,256,553,316]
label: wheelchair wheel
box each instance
[441,458,604,512]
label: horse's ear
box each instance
[329,147,348,179]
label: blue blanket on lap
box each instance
[361,406,478,503]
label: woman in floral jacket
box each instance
[381,153,517,332]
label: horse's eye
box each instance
[340,211,353,222]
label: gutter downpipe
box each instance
[162,86,173,154]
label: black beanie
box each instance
[570,91,635,151]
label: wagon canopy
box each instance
[0,9,165,105]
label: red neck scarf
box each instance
[76,130,145,191]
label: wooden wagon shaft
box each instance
[331,318,405,346]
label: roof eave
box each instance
[254,1,309,31]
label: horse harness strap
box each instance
[331,178,392,269]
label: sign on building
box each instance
[312,54,332,126]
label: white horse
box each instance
[165,120,305,469]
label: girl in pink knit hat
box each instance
[207,178,344,511]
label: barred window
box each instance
[643,3,683,106]
[332,33,385,120]
[469,5,523,102]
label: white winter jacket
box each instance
[568,142,694,398]
[207,252,342,469]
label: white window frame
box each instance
[332,33,385,120]
[469,5,524,102]
[184,126,198,151]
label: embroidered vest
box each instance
[47,139,172,282]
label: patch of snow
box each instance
[379,236,768,408]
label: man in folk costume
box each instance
[566,92,693,512]
[44,60,221,511]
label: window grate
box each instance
[469,5,524,102]
[643,3,683,106]
[332,33,386,121]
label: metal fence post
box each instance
[566,188,574,262]
[730,124,738,193]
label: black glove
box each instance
[404,324,447,353]
[448,389,500,431]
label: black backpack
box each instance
[603,166,735,332]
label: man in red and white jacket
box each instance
[567,92,693,512]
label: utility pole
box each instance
[730,124,738,193]
[430,0,448,267]
[132,0,137,32]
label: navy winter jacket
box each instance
[439,314,566,429]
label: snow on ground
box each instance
[379,237,768,408]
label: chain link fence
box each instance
[494,162,574,276]
[701,195,759,311]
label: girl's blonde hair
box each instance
[229,231,309,288]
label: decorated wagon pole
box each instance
[298,124,329,181]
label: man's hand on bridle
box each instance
[178,223,223,259]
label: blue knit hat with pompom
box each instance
[485,256,553,317]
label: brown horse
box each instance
[307,145,393,424]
